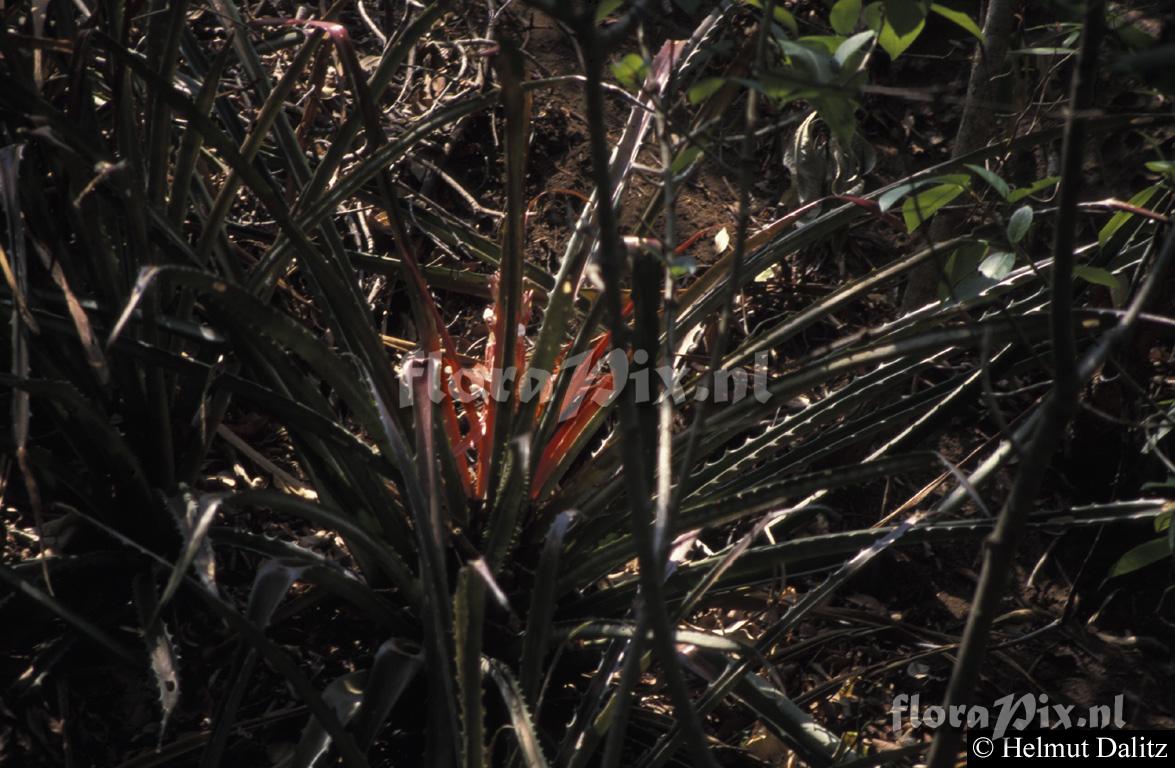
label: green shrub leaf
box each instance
[1006,205,1033,244]
[1109,537,1173,578]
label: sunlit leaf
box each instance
[595,0,624,23]
[612,52,647,90]
[901,178,969,232]
[1006,205,1033,244]
[929,3,983,41]
[1098,183,1160,248]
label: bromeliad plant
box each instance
[1,1,1172,768]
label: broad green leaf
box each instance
[864,0,928,60]
[1073,265,1127,308]
[978,250,1015,280]
[835,30,876,72]
[943,240,988,289]
[777,39,836,84]
[800,35,847,55]
[670,145,703,174]
[878,173,968,212]
[1007,175,1060,202]
[612,53,647,89]
[883,0,929,35]
[687,76,725,104]
[1156,510,1172,533]
[595,0,624,22]
[1145,160,1175,180]
[1098,183,1161,247]
[929,3,983,41]
[952,250,1013,301]
[965,163,1011,201]
[1006,205,1033,244]
[831,0,862,35]
[745,0,799,37]
[902,179,968,232]
[1108,537,1172,578]
[814,93,859,147]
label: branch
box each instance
[577,17,719,768]
[925,3,1107,766]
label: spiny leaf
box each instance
[292,672,366,768]
[484,658,550,768]
[454,566,486,768]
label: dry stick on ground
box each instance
[924,3,1111,766]
[901,0,1020,311]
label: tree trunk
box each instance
[900,0,1020,311]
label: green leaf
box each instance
[864,0,928,60]
[952,250,1014,301]
[929,3,983,41]
[1145,160,1175,180]
[902,179,968,232]
[831,0,862,35]
[800,35,847,55]
[777,39,836,84]
[965,163,1011,201]
[595,0,624,22]
[687,76,725,104]
[670,255,699,278]
[1006,205,1033,244]
[1097,183,1161,248]
[835,30,876,72]
[612,52,647,89]
[1007,175,1060,202]
[1108,537,1172,578]
[878,173,968,212]
[978,250,1015,280]
[670,145,704,174]
[745,0,799,36]
[1073,265,1127,308]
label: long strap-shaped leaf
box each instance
[484,658,550,768]
[454,566,486,768]
[519,38,686,456]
